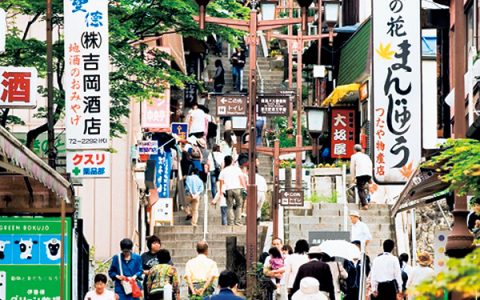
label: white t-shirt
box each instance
[256,173,268,193]
[188,108,206,134]
[84,290,116,300]
[219,165,244,190]
[350,152,373,177]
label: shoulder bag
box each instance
[337,262,348,293]
[117,254,133,295]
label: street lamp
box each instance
[196,0,211,30]
[305,106,328,163]
[297,0,314,33]
[324,0,341,45]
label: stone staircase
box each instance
[286,203,395,256]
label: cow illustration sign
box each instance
[0,217,72,299]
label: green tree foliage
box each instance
[0,0,248,148]
[409,247,480,299]
[423,139,480,198]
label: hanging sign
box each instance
[258,94,289,116]
[171,122,189,140]
[331,108,356,159]
[141,92,171,131]
[152,151,172,199]
[67,150,111,177]
[372,0,422,183]
[279,189,304,207]
[137,140,159,155]
[216,95,247,116]
[64,0,110,149]
[0,67,38,108]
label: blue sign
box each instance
[152,151,172,198]
[171,122,189,140]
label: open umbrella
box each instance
[319,240,361,261]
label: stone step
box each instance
[156,225,248,234]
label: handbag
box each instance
[130,278,143,298]
[117,254,142,297]
[337,262,348,293]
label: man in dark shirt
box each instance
[141,235,173,299]
[230,47,245,91]
[291,245,335,300]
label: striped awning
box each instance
[0,126,72,202]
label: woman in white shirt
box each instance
[284,239,310,299]
[406,252,435,300]
[219,131,237,159]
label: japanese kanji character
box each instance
[72,153,83,165]
[69,43,81,53]
[83,168,91,175]
[83,53,100,71]
[85,11,103,27]
[71,0,88,13]
[387,15,406,37]
[333,129,347,141]
[83,117,101,135]
[334,143,347,155]
[376,153,385,164]
[333,113,347,127]
[69,55,81,66]
[81,31,102,49]
[376,165,385,176]
[1,71,32,103]
[84,96,100,113]
[376,140,385,151]
[83,74,100,91]
[98,167,105,175]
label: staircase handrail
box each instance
[256,60,265,93]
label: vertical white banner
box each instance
[372,0,422,184]
[0,8,6,53]
[64,0,110,149]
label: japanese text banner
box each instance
[64,0,110,149]
[66,150,111,178]
[0,67,38,108]
[372,0,421,183]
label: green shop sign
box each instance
[0,216,72,300]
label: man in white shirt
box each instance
[350,144,373,210]
[187,101,207,138]
[184,241,219,298]
[84,274,117,300]
[349,210,372,252]
[218,155,247,225]
[370,239,403,300]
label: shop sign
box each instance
[0,67,38,108]
[64,0,110,150]
[331,108,356,158]
[0,216,72,299]
[258,94,289,116]
[359,81,369,102]
[372,0,422,183]
[152,198,173,225]
[216,95,247,116]
[171,122,189,140]
[66,150,111,177]
[279,189,304,207]
[152,150,172,198]
[141,91,170,131]
[137,140,158,155]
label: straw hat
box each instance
[197,137,207,148]
[417,252,433,266]
[308,245,323,255]
[291,277,329,300]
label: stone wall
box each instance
[415,200,452,254]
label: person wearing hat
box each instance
[349,210,372,252]
[406,252,435,300]
[292,277,329,300]
[350,144,373,210]
[108,238,143,300]
[291,245,336,300]
[467,197,480,234]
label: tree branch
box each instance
[22,12,42,41]
[1,109,10,127]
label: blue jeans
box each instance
[210,172,217,198]
[220,206,228,225]
[232,66,242,91]
[255,119,265,146]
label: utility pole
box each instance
[46,0,55,169]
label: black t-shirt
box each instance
[231,51,245,68]
[141,251,159,272]
[467,211,480,231]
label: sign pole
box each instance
[273,139,280,238]
[47,0,55,168]
[60,198,66,299]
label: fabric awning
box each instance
[0,126,72,202]
[321,83,360,107]
[391,165,449,216]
